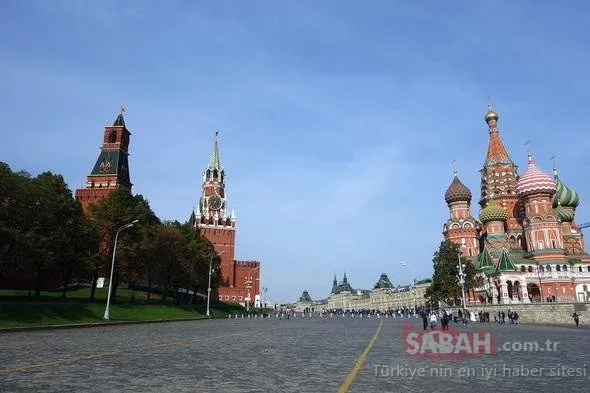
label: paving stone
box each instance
[0,317,587,392]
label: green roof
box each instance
[208,131,222,170]
[477,248,495,270]
[496,250,516,272]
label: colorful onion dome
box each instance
[445,173,472,204]
[555,203,574,222]
[479,200,508,223]
[516,155,556,197]
[485,105,499,123]
[552,174,579,208]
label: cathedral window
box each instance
[556,265,561,272]
[552,240,556,248]
[587,266,590,272]
[539,266,545,272]
[213,170,218,179]
[579,266,583,272]
[520,266,526,272]
[528,266,533,273]
[546,265,552,272]
[562,265,568,271]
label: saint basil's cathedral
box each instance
[443,106,590,304]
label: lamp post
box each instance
[245,276,253,312]
[457,261,467,310]
[262,286,268,308]
[206,250,224,318]
[104,219,139,320]
[400,262,414,287]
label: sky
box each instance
[1,1,589,303]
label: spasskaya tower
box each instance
[189,131,260,305]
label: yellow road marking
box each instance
[337,319,383,393]
[0,331,254,373]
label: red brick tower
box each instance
[75,109,132,212]
[190,131,260,304]
[479,105,525,252]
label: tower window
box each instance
[109,131,117,143]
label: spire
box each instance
[525,140,533,164]
[343,272,348,284]
[208,130,222,170]
[452,159,457,177]
[551,155,558,177]
[484,105,513,166]
[333,274,337,285]
[113,105,126,127]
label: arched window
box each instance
[546,265,552,272]
[556,265,561,272]
[109,131,117,143]
[528,266,533,273]
[579,266,583,272]
[562,265,568,271]
[520,266,526,272]
[539,266,545,272]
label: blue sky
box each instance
[1,1,589,303]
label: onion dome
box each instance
[445,172,472,204]
[555,203,574,222]
[485,105,499,123]
[552,174,579,208]
[516,155,556,197]
[479,200,508,223]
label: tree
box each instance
[425,240,483,306]
[0,163,34,281]
[88,188,160,300]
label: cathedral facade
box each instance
[189,132,260,305]
[443,106,590,304]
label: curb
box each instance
[0,315,233,333]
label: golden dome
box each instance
[485,105,498,123]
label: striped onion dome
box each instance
[555,203,575,222]
[516,155,556,197]
[445,173,472,204]
[552,174,579,208]
[479,200,508,223]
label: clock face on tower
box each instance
[208,194,223,210]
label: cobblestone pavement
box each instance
[0,315,588,392]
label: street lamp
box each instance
[262,287,268,308]
[457,261,467,310]
[245,276,253,312]
[104,219,139,320]
[400,262,414,287]
[206,250,224,318]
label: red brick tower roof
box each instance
[484,105,513,166]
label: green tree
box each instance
[88,188,160,300]
[0,163,34,280]
[425,240,483,306]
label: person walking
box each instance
[572,312,581,328]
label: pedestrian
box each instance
[421,311,428,330]
[572,312,580,328]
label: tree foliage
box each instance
[425,240,483,305]
[0,162,221,302]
